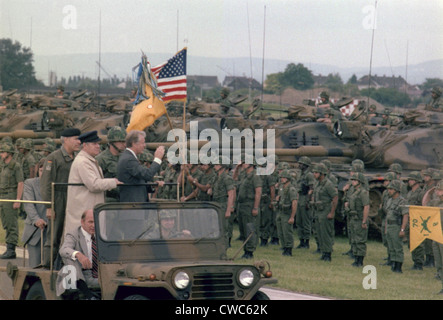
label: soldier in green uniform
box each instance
[385,180,409,273]
[18,139,37,180]
[312,163,338,262]
[180,163,203,202]
[259,160,277,247]
[295,156,315,249]
[194,162,216,201]
[405,171,425,270]
[96,126,127,202]
[210,156,236,248]
[387,163,407,196]
[425,86,443,111]
[40,128,81,268]
[379,172,396,266]
[0,142,24,259]
[275,170,298,256]
[431,180,443,294]
[345,172,370,267]
[236,159,262,259]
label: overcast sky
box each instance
[1,0,442,69]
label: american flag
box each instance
[151,48,187,103]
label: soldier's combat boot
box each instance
[0,244,16,259]
[393,262,403,273]
[260,238,268,247]
[424,255,435,268]
[323,252,331,262]
[296,239,305,249]
[304,239,310,249]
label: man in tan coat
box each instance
[65,131,122,236]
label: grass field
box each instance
[1,220,442,300]
[226,229,443,300]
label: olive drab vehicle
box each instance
[2,201,276,300]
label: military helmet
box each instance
[351,163,364,173]
[388,163,402,174]
[221,87,230,96]
[432,170,443,181]
[431,86,442,96]
[280,170,291,179]
[1,136,12,144]
[0,142,15,154]
[422,168,434,177]
[320,159,331,170]
[278,162,290,170]
[384,172,396,181]
[15,137,24,147]
[20,139,33,150]
[407,171,422,182]
[107,126,127,142]
[42,143,56,153]
[351,172,366,184]
[320,91,329,99]
[312,163,328,175]
[298,156,311,166]
[387,180,402,192]
[138,150,154,163]
[159,210,177,219]
[436,180,443,190]
[383,108,392,115]
[351,159,365,168]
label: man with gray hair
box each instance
[117,130,165,202]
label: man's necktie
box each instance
[91,234,98,278]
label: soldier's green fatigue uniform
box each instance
[387,163,408,196]
[20,139,37,180]
[342,162,368,257]
[161,165,181,200]
[275,170,298,256]
[97,126,127,202]
[237,165,262,258]
[259,171,277,246]
[212,163,235,247]
[312,163,338,261]
[425,86,443,111]
[296,156,315,249]
[420,169,437,267]
[380,172,396,266]
[183,165,203,201]
[40,144,77,268]
[0,143,24,259]
[197,167,216,201]
[385,180,409,273]
[234,166,247,241]
[431,180,443,294]
[405,171,425,270]
[347,173,370,267]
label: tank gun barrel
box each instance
[0,130,55,140]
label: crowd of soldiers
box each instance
[0,123,443,294]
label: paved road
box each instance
[0,246,329,300]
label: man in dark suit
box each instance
[117,130,165,202]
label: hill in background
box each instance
[34,52,442,87]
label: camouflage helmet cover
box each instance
[388,163,403,174]
[297,156,311,166]
[278,162,290,170]
[312,163,328,175]
[436,180,443,190]
[407,171,422,182]
[387,180,402,192]
[351,172,366,184]
[20,139,33,150]
[107,126,127,142]
[351,163,364,173]
[384,172,396,181]
[0,142,15,154]
[280,169,292,179]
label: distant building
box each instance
[222,76,262,91]
[357,74,408,90]
[187,75,220,90]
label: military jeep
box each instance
[5,201,276,300]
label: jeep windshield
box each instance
[97,206,221,242]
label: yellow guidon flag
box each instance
[126,84,166,132]
[126,53,167,132]
[409,205,443,252]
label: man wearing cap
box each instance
[65,131,122,236]
[40,127,81,268]
[117,130,165,203]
